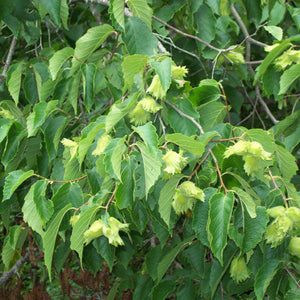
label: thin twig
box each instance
[188,151,210,180]
[89,1,103,25]
[230,5,267,48]
[0,36,17,84]
[268,170,288,207]
[34,174,87,183]
[157,112,167,142]
[0,253,29,286]
[56,107,89,125]
[285,267,300,289]
[105,184,117,212]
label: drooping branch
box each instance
[34,174,87,183]
[0,252,29,286]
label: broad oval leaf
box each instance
[49,47,74,80]
[208,192,234,265]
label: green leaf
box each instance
[22,180,53,237]
[81,63,97,112]
[232,187,257,218]
[274,143,298,180]
[122,54,148,91]
[195,4,216,44]
[243,128,275,153]
[151,280,176,300]
[208,192,234,265]
[279,63,300,95]
[68,71,81,114]
[198,101,227,131]
[111,136,127,182]
[166,133,205,156]
[254,259,281,300]
[44,204,73,281]
[115,157,136,209]
[39,0,61,26]
[254,40,291,84]
[242,206,269,253]
[106,93,138,132]
[124,17,158,55]
[127,0,153,29]
[70,205,100,265]
[264,25,283,40]
[60,0,69,29]
[189,84,221,106]
[167,98,200,136]
[49,47,74,80]
[156,236,194,282]
[72,25,114,72]
[133,122,159,155]
[2,122,26,168]
[78,120,105,165]
[0,119,13,143]
[3,170,34,201]
[44,116,68,161]
[27,100,58,137]
[112,0,125,30]
[6,62,23,105]
[136,141,161,197]
[158,174,184,226]
[151,57,171,92]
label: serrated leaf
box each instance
[106,92,138,132]
[136,141,161,196]
[27,100,58,137]
[198,101,227,132]
[115,157,136,209]
[78,120,105,165]
[49,47,74,80]
[72,25,114,72]
[6,62,23,105]
[156,236,194,282]
[122,54,148,91]
[3,170,34,201]
[39,0,61,26]
[44,116,68,161]
[44,204,73,281]
[151,57,171,92]
[123,17,157,55]
[70,205,100,265]
[127,0,153,29]
[274,143,298,180]
[208,192,234,265]
[133,122,158,155]
[232,187,256,218]
[254,259,281,300]
[242,206,269,253]
[166,133,205,156]
[264,25,283,40]
[68,71,81,114]
[254,40,291,84]
[158,174,184,226]
[81,63,97,112]
[111,136,127,181]
[60,0,69,29]
[279,63,300,95]
[112,0,125,30]
[22,181,53,237]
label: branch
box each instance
[164,100,228,193]
[268,170,288,207]
[0,36,17,84]
[230,5,267,48]
[34,174,87,183]
[0,252,29,286]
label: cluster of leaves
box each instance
[0,0,300,299]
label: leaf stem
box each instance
[268,169,288,207]
[105,183,117,212]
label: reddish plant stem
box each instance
[105,184,117,212]
[268,170,288,207]
[188,152,210,180]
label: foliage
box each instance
[0,0,300,298]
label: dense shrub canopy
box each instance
[0,0,300,298]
